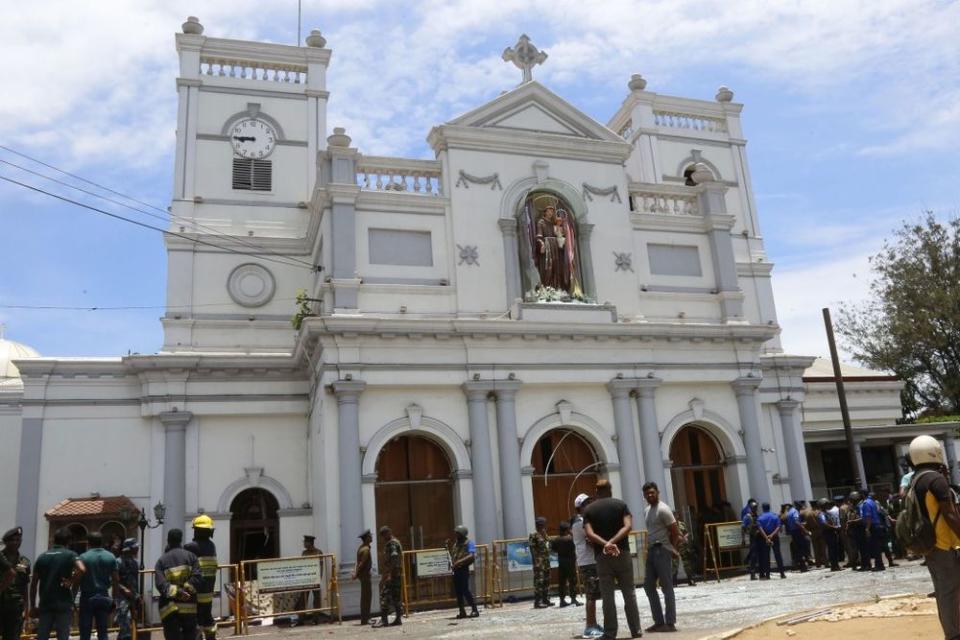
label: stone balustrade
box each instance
[356,156,443,195]
[200,57,307,83]
[630,184,700,216]
[654,110,728,133]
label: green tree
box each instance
[838,212,960,415]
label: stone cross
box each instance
[502,34,548,84]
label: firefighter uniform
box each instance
[155,537,203,640]
[184,515,218,640]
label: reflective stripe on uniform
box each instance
[197,593,214,604]
[178,603,197,615]
[164,564,190,582]
[197,556,218,577]
[159,603,179,620]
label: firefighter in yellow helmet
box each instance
[184,515,218,640]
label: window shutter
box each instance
[232,158,272,191]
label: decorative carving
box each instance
[457,245,479,266]
[227,263,276,307]
[556,400,573,426]
[244,466,264,485]
[405,404,423,429]
[533,160,549,183]
[613,252,633,272]
[582,183,622,203]
[455,170,502,190]
[689,398,705,420]
[502,34,548,84]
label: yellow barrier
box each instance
[399,545,492,614]
[702,521,750,582]
[237,553,341,632]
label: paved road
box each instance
[241,561,933,639]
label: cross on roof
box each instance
[502,34,548,84]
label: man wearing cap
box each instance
[297,535,324,624]
[115,539,141,640]
[1,527,30,640]
[351,531,372,625]
[572,493,602,638]
[184,515,219,639]
[528,517,553,608]
[449,525,480,619]
[373,526,402,628]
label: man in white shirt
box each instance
[571,493,602,639]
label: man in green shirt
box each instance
[28,528,84,640]
[78,532,119,640]
[0,527,31,640]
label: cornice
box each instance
[427,124,631,164]
[355,190,448,215]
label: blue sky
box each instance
[2,0,958,360]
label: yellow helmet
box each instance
[192,514,215,530]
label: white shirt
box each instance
[570,514,595,567]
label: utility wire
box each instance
[0,299,298,311]
[0,175,318,272]
[0,149,320,270]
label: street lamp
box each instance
[137,502,165,612]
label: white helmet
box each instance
[909,435,945,467]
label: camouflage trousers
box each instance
[672,547,696,579]
[533,564,550,603]
[379,578,402,618]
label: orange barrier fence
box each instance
[399,545,493,614]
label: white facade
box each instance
[2,20,840,611]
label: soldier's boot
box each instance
[390,612,402,626]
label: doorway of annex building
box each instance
[669,425,729,526]
[375,435,455,551]
[230,488,280,570]
[531,428,600,533]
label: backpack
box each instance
[895,470,942,556]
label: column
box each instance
[635,378,666,495]
[852,440,868,491]
[493,381,525,539]
[945,434,960,486]
[696,179,743,322]
[333,380,366,566]
[732,378,768,503]
[578,223,597,301]
[160,410,192,538]
[776,400,812,499]
[463,383,499,543]
[325,129,361,311]
[607,380,643,517]
[498,219,522,306]
[16,417,44,560]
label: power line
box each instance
[0,299,298,311]
[0,148,320,270]
[0,175,319,272]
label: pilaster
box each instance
[498,219,522,306]
[776,400,811,500]
[332,379,366,566]
[462,382,499,543]
[160,410,193,538]
[607,379,643,516]
[635,378,667,501]
[578,223,597,301]
[732,377,767,503]
[696,180,743,322]
[492,380,525,539]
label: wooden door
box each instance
[230,488,280,571]
[531,429,599,534]
[669,426,727,519]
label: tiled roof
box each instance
[45,496,139,520]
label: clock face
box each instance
[230,118,277,159]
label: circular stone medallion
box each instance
[227,263,276,307]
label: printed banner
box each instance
[415,550,452,578]
[505,542,558,572]
[255,557,324,593]
[715,523,746,550]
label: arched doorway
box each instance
[375,435,455,550]
[230,488,280,566]
[669,425,728,524]
[531,429,600,533]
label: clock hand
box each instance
[232,136,256,142]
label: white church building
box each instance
[0,17,891,609]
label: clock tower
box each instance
[164,17,331,353]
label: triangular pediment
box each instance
[447,81,623,143]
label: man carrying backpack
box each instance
[899,435,960,640]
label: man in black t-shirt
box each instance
[583,480,641,640]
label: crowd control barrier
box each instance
[702,521,749,582]
[237,553,341,632]
[626,530,648,586]
[399,544,492,614]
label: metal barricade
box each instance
[399,544,492,614]
[627,530,648,586]
[132,564,242,640]
[237,553,341,632]
[702,521,749,582]
[490,537,550,606]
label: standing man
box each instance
[571,493,603,639]
[583,479,641,640]
[672,518,696,587]
[28,527,84,640]
[154,529,203,640]
[296,535,323,624]
[840,495,860,568]
[906,434,960,640]
[741,502,760,580]
[528,517,553,609]
[0,527,30,640]
[818,500,842,572]
[859,492,886,571]
[373,526,402,628]
[184,515,219,638]
[78,532,119,640]
[756,503,787,579]
[804,501,826,569]
[552,522,578,607]
[351,531,372,626]
[115,539,141,640]
[449,526,480,619]
[642,482,682,634]
[785,502,810,572]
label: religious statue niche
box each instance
[518,192,585,301]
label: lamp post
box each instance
[137,502,166,621]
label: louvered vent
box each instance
[232,158,272,191]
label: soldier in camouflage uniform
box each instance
[671,518,697,586]
[528,516,553,609]
[0,527,30,640]
[373,526,402,628]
